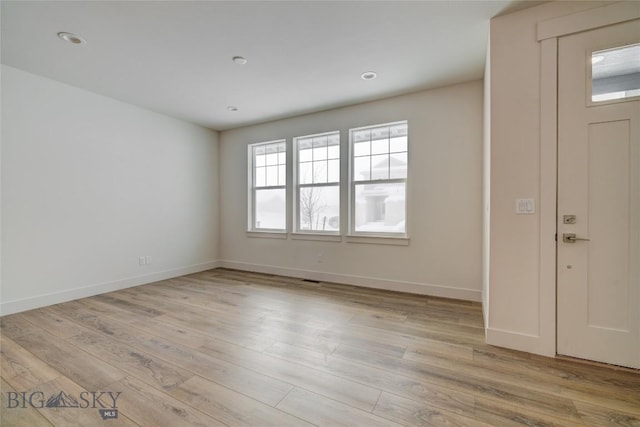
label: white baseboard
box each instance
[0,260,220,316]
[218,260,481,302]
[482,291,489,332]
[1,259,482,315]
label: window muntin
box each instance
[249,140,286,231]
[295,131,340,233]
[591,43,640,103]
[350,122,408,236]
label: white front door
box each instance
[557,19,640,369]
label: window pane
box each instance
[313,145,327,161]
[313,161,328,183]
[299,162,312,185]
[313,136,327,147]
[250,140,287,231]
[390,136,407,153]
[390,152,407,179]
[350,122,407,236]
[354,156,370,181]
[353,129,370,143]
[328,159,340,183]
[294,132,339,234]
[313,137,327,162]
[327,144,340,159]
[592,43,640,102]
[354,141,370,157]
[371,137,388,155]
[371,126,390,141]
[371,154,389,180]
[255,166,266,187]
[299,148,312,162]
[255,188,285,230]
[299,186,339,232]
[299,138,312,163]
[266,165,278,186]
[299,138,312,150]
[354,182,406,233]
[390,123,408,137]
[266,152,278,166]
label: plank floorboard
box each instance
[16,307,90,339]
[199,339,382,412]
[323,342,583,423]
[66,331,193,391]
[0,378,53,427]
[130,335,294,406]
[276,387,402,427]
[2,267,639,426]
[374,391,494,427]
[113,375,224,427]
[7,329,126,391]
[0,335,60,391]
[170,375,313,427]
[12,376,137,426]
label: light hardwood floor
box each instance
[1,268,639,426]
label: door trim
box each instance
[539,36,558,357]
[539,2,640,357]
[538,1,640,41]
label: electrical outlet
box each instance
[139,257,146,266]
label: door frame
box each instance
[537,2,640,357]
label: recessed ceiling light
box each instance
[591,55,605,64]
[232,56,248,65]
[226,106,239,112]
[57,32,86,45]
[361,71,377,81]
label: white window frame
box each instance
[293,131,341,235]
[247,140,287,233]
[348,121,409,239]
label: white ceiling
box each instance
[1,1,541,131]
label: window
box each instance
[350,121,408,235]
[591,43,640,103]
[294,131,340,233]
[248,140,286,231]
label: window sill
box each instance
[246,231,288,239]
[345,235,410,246]
[290,233,342,242]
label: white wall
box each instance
[486,1,609,355]
[1,65,219,315]
[219,81,483,301]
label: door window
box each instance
[591,43,640,103]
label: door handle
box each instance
[563,233,590,243]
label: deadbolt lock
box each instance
[563,215,577,224]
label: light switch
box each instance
[515,198,535,214]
